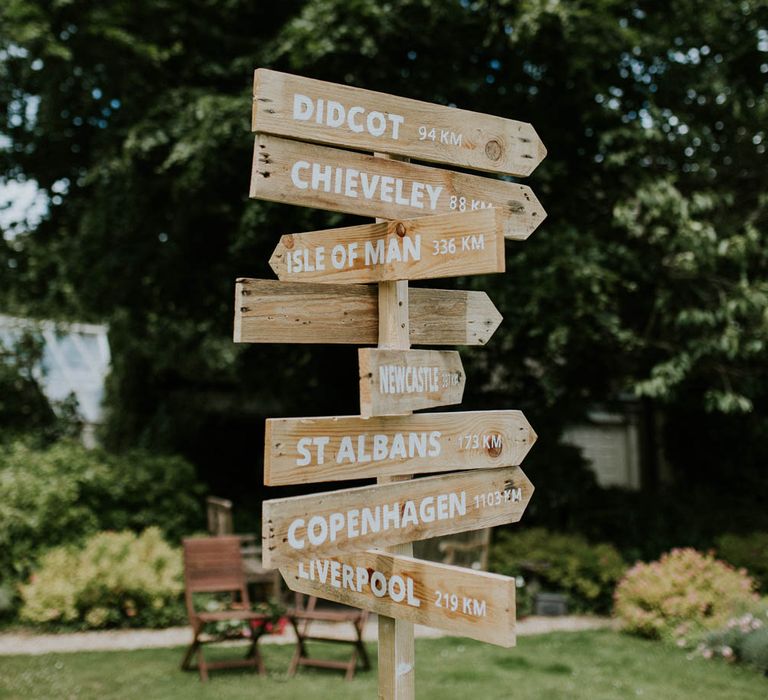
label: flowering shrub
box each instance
[0,439,203,598]
[19,528,185,629]
[695,608,768,673]
[201,597,287,638]
[613,548,758,643]
[490,528,626,613]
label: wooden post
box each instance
[375,153,415,700]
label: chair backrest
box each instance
[206,496,234,535]
[183,536,249,618]
[293,593,318,613]
[414,528,492,570]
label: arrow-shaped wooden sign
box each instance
[253,68,546,178]
[281,550,517,647]
[359,348,464,417]
[234,279,502,346]
[263,410,536,486]
[269,209,505,285]
[262,466,533,568]
[250,135,546,240]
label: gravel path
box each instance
[0,616,613,656]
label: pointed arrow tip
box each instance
[517,466,535,512]
[527,124,547,175]
[269,239,285,279]
[464,291,503,345]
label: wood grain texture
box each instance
[375,215,415,697]
[358,348,465,417]
[269,209,505,284]
[234,279,502,346]
[262,410,537,486]
[253,69,545,178]
[280,550,517,648]
[262,466,533,568]
[249,135,545,241]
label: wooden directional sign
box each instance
[234,279,502,346]
[262,466,533,569]
[263,410,536,486]
[358,348,464,417]
[269,209,505,285]
[253,68,546,178]
[281,550,517,647]
[250,135,546,241]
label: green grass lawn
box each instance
[0,630,764,700]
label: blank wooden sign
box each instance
[234,279,503,346]
[358,348,465,417]
[250,135,546,240]
[281,550,517,647]
[262,466,533,568]
[263,410,537,486]
[253,68,546,177]
[270,209,505,285]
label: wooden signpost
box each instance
[253,69,546,178]
[269,208,505,284]
[262,466,533,568]
[263,410,536,486]
[251,135,546,240]
[239,67,547,698]
[358,348,465,417]
[280,550,517,647]
[234,279,503,346]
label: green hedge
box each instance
[0,440,204,592]
[19,528,185,629]
[716,532,768,594]
[489,527,626,614]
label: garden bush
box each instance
[716,532,768,594]
[489,527,626,613]
[19,528,185,629]
[697,608,768,674]
[0,439,204,590]
[614,548,759,643]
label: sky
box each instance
[0,179,47,240]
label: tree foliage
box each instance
[1,1,767,513]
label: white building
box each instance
[0,314,110,446]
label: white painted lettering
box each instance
[290,160,310,190]
[425,184,443,209]
[292,94,313,121]
[287,519,305,550]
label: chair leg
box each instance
[344,647,359,681]
[246,632,267,676]
[288,618,305,677]
[181,634,199,671]
[356,625,371,671]
[197,643,209,682]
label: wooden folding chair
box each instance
[180,536,269,681]
[288,594,371,680]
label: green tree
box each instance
[1,1,767,542]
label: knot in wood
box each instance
[283,234,295,250]
[485,138,503,161]
[395,222,407,237]
[487,435,503,458]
